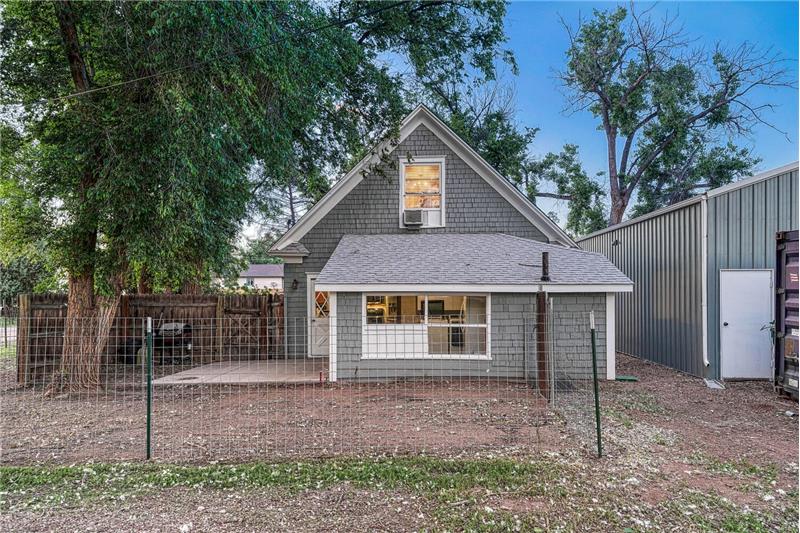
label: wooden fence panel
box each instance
[16,292,284,385]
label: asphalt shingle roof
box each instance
[241,264,284,277]
[316,233,632,287]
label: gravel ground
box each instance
[2,354,798,531]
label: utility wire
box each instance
[23,1,408,105]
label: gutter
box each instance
[701,194,710,370]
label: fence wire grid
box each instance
[1,310,602,464]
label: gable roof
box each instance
[240,264,284,278]
[315,233,630,292]
[271,105,577,252]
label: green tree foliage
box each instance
[423,83,605,237]
[241,234,282,266]
[559,5,791,224]
[0,0,513,386]
[247,0,514,231]
[0,257,62,307]
[631,140,760,217]
[528,145,607,236]
[1,0,512,296]
[425,84,536,187]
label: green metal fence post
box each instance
[590,311,602,458]
[146,317,153,460]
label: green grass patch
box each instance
[614,390,666,415]
[668,491,793,533]
[605,407,634,428]
[0,457,566,511]
[0,344,15,359]
[689,453,779,483]
[3,458,793,531]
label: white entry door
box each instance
[307,275,330,357]
[720,270,773,379]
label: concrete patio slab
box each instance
[153,359,328,385]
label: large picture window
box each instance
[400,158,445,227]
[363,294,489,359]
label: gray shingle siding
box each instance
[550,294,607,380]
[284,124,548,356]
[334,292,537,380]
[331,292,607,381]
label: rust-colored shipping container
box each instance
[775,230,798,398]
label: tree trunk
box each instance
[287,180,297,228]
[609,194,628,225]
[180,260,205,294]
[181,279,203,295]
[138,265,152,294]
[49,1,118,393]
[605,123,629,225]
[51,273,118,394]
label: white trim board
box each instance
[359,293,493,360]
[271,105,576,252]
[328,292,337,382]
[398,156,446,229]
[606,293,616,381]
[315,283,633,294]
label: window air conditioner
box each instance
[403,209,424,227]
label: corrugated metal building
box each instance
[579,162,798,380]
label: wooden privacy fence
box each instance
[16,293,284,385]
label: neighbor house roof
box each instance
[271,105,577,256]
[314,234,631,293]
[241,264,284,278]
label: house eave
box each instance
[314,282,634,293]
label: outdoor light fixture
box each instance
[291,279,298,290]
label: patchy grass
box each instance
[604,407,634,428]
[688,452,779,483]
[0,345,15,359]
[2,355,797,532]
[1,457,795,532]
[666,491,792,533]
[612,390,667,415]
[0,457,565,509]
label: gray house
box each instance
[270,105,632,382]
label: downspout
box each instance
[700,195,710,371]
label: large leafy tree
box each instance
[247,0,513,231]
[559,5,791,224]
[422,82,607,236]
[0,0,512,388]
[631,139,760,217]
[527,145,607,236]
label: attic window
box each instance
[400,157,445,228]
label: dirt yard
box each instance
[2,354,798,531]
[1,374,562,464]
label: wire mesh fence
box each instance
[1,309,601,464]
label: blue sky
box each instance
[502,1,798,219]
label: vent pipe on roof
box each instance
[540,251,550,282]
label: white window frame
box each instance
[361,293,491,360]
[398,156,446,228]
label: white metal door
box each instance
[307,275,330,358]
[720,270,773,379]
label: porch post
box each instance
[329,292,337,382]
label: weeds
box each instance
[688,452,779,483]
